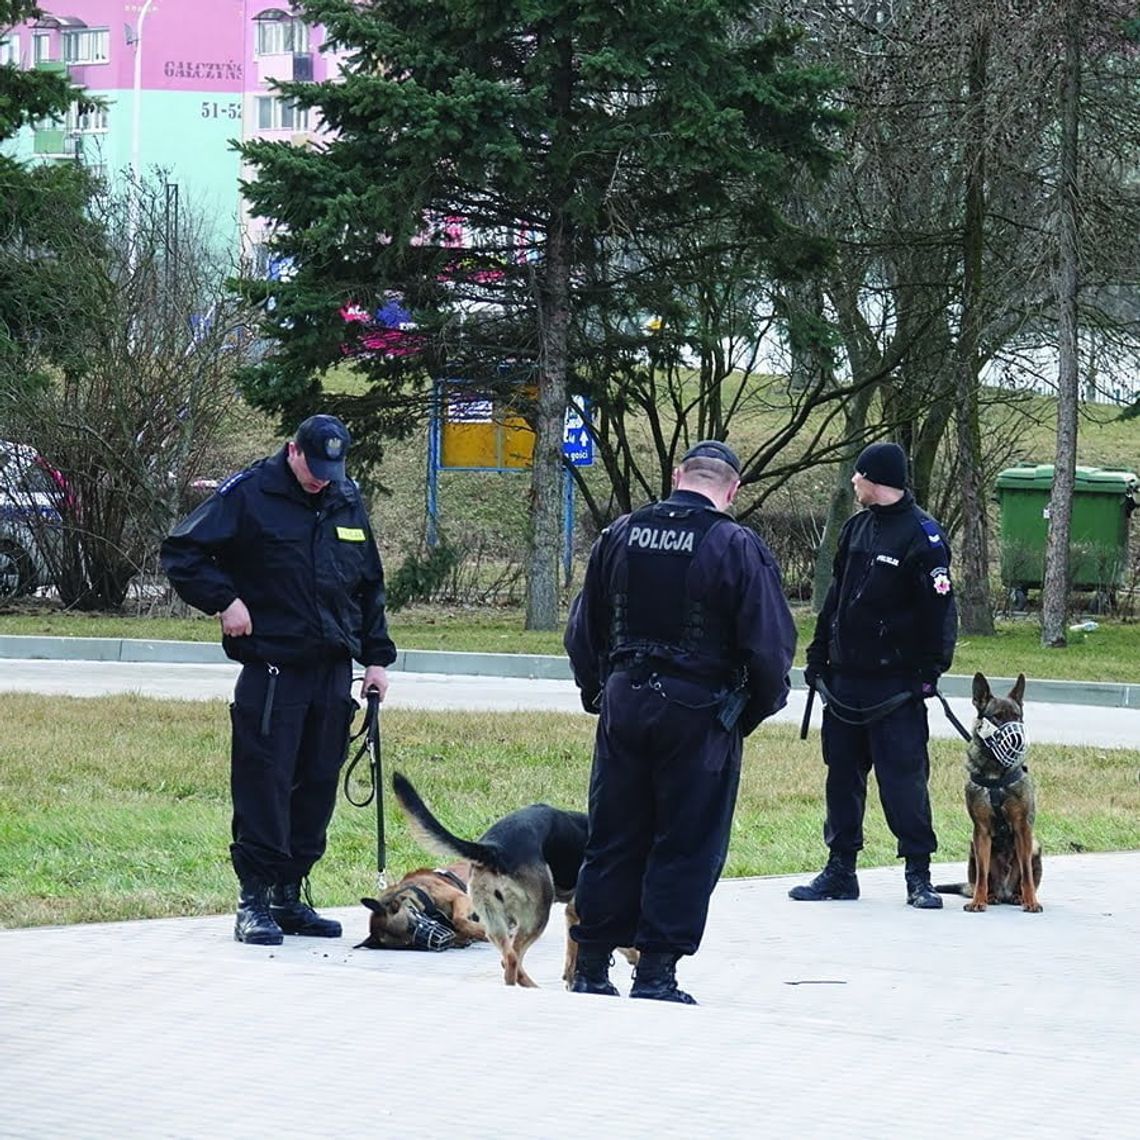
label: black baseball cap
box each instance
[295,414,351,482]
[681,439,741,474]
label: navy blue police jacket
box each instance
[564,489,796,736]
[160,448,396,669]
[806,491,957,683]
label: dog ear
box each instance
[1009,673,1026,707]
[972,672,991,710]
[361,897,383,913]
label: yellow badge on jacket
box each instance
[336,527,366,542]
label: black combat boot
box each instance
[629,952,698,1005]
[569,945,620,996]
[269,880,343,937]
[788,851,860,901]
[904,856,943,909]
[234,884,284,945]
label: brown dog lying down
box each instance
[356,861,488,951]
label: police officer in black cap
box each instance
[791,440,957,909]
[161,414,396,945]
[565,440,796,1003]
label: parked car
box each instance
[0,440,64,598]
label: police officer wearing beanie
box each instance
[565,440,796,1003]
[791,441,957,909]
[161,415,396,945]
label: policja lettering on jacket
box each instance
[627,524,696,553]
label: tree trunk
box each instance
[525,217,570,631]
[811,385,873,611]
[813,464,852,611]
[1041,0,1083,649]
[954,17,995,636]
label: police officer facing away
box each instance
[565,440,796,1003]
[161,415,396,945]
[792,441,957,909]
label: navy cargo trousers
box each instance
[228,657,356,888]
[571,671,743,956]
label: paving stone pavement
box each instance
[2,853,1138,1140]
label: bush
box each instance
[386,540,461,611]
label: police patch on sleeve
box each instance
[930,566,952,595]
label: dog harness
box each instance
[967,718,1030,823]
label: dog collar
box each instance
[432,867,468,893]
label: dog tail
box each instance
[392,771,503,869]
[933,882,971,896]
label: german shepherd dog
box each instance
[935,672,1043,912]
[356,861,488,951]
[392,772,588,987]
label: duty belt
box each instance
[610,653,730,689]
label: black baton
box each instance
[799,682,816,740]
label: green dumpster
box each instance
[995,463,1139,607]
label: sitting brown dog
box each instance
[936,672,1043,913]
[356,861,488,951]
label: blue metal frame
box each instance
[426,378,587,586]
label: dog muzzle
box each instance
[977,718,1028,768]
[407,909,458,951]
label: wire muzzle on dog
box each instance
[977,718,1029,769]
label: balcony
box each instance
[34,59,69,75]
[33,128,75,156]
[256,51,312,85]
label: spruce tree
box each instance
[238,0,840,626]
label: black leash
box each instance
[344,688,386,889]
[934,689,973,743]
[814,678,915,726]
[800,677,970,739]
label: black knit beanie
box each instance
[855,442,908,490]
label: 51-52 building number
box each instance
[201,102,241,120]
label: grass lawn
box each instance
[1,693,1137,930]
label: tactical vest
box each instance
[609,501,734,678]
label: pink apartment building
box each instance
[1,1,342,257]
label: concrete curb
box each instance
[0,634,1137,708]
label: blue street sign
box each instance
[563,401,593,466]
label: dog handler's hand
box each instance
[219,598,252,637]
[361,665,389,703]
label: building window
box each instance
[255,15,309,56]
[61,28,109,64]
[0,36,19,66]
[255,96,308,131]
[33,32,53,63]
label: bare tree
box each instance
[1040,0,1085,646]
[1,174,257,610]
